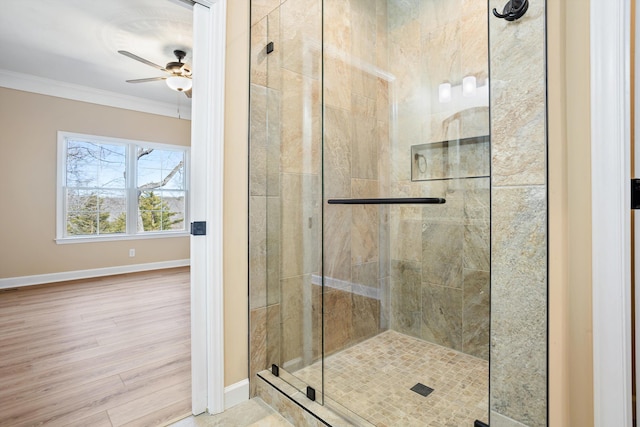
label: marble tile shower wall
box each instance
[322,0,391,357]
[385,0,490,361]
[488,0,547,425]
[249,0,389,396]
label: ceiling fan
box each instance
[118,49,193,98]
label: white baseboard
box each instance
[0,259,190,290]
[224,379,249,410]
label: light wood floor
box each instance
[0,267,191,427]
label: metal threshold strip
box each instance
[327,197,446,205]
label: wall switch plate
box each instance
[129,249,135,257]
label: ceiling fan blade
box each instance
[126,77,167,83]
[118,50,167,72]
[184,88,192,98]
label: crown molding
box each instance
[0,69,191,119]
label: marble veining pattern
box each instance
[489,0,548,424]
[250,307,268,397]
[490,186,546,426]
[280,174,320,279]
[386,0,491,363]
[280,69,320,175]
[323,203,352,282]
[280,0,321,79]
[421,222,464,289]
[249,84,267,197]
[251,0,280,27]
[462,269,490,360]
[420,282,463,350]
[390,260,422,337]
[249,196,267,310]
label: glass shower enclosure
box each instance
[249,0,490,425]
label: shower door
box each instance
[249,0,325,401]
[249,0,491,424]
[315,0,492,425]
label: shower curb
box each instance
[256,369,375,427]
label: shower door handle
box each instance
[327,197,446,205]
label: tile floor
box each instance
[173,331,488,427]
[169,398,293,427]
[292,330,489,427]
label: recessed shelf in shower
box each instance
[411,135,490,182]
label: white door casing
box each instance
[590,0,633,424]
[635,0,640,422]
[190,0,226,415]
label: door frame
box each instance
[190,0,227,415]
[590,0,634,424]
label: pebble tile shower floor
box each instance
[293,330,489,427]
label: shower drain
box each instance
[410,383,434,397]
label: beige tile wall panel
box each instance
[489,0,548,424]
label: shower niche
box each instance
[411,135,490,182]
[249,0,547,425]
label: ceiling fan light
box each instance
[166,75,192,92]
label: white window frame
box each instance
[56,131,190,243]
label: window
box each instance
[57,132,189,242]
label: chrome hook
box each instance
[493,0,529,21]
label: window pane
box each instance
[97,149,126,188]
[162,211,185,230]
[66,190,98,212]
[162,191,186,213]
[137,167,163,188]
[163,167,185,190]
[136,147,185,190]
[67,211,99,235]
[66,140,126,189]
[138,190,185,232]
[99,190,127,234]
[99,190,127,212]
[162,190,185,230]
[100,211,126,234]
[66,140,99,188]
[65,190,126,236]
